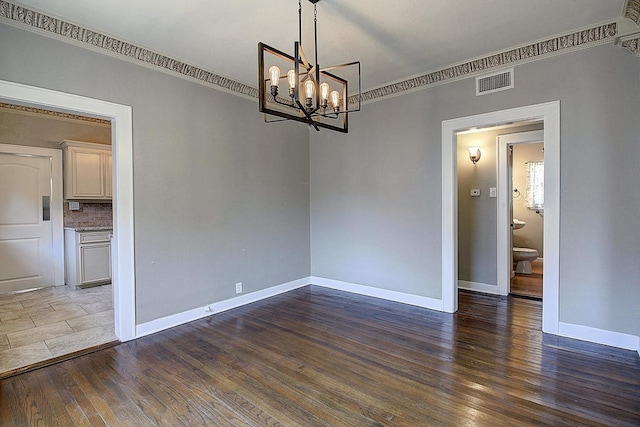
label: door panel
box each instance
[0,152,54,293]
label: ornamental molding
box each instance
[0,1,257,100]
[622,37,640,56]
[0,101,111,124]
[0,1,622,105]
[625,0,640,25]
[349,23,618,104]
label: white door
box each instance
[0,148,57,293]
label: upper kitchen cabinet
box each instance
[61,140,112,200]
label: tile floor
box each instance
[0,284,116,375]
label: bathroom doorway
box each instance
[442,101,560,335]
[501,130,544,299]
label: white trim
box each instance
[558,322,640,351]
[442,101,560,335]
[458,281,499,295]
[311,277,443,311]
[497,130,544,296]
[136,277,310,338]
[0,79,136,342]
[0,143,64,287]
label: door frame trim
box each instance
[0,79,136,342]
[0,144,64,287]
[442,101,560,335]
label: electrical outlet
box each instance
[235,282,243,294]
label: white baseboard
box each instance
[458,280,499,295]
[558,322,640,352]
[311,276,443,311]
[136,277,311,338]
[135,276,640,356]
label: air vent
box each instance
[476,68,514,96]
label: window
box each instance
[526,161,544,209]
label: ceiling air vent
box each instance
[476,68,514,96]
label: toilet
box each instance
[513,247,539,274]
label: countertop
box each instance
[64,226,113,232]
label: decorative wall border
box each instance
[626,0,640,25]
[0,1,257,99]
[622,37,640,56]
[348,23,618,104]
[0,101,111,124]
[0,1,627,106]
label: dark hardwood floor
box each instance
[2,286,639,426]
[511,261,543,299]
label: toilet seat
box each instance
[513,247,537,253]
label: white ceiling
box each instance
[13,0,626,90]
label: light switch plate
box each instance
[69,201,80,211]
[489,187,497,198]
[470,189,480,197]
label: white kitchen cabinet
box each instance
[61,140,112,200]
[64,229,112,288]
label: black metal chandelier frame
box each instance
[258,0,361,133]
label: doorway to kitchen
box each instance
[0,79,136,347]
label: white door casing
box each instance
[0,79,136,342]
[0,144,64,292]
[442,101,560,335]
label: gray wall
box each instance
[311,44,640,335]
[456,129,498,286]
[0,24,311,324]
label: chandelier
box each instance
[258,0,361,133]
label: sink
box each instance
[513,219,526,230]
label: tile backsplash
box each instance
[63,202,113,228]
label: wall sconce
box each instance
[468,146,481,164]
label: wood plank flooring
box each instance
[510,260,543,299]
[1,286,639,426]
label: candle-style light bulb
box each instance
[287,70,296,96]
[304,79,315,108]
[330,90,340,112]
[269,66,280,96]
[320,83,330,109]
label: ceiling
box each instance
[11,0,627,91]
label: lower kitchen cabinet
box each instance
[64,229,112,288]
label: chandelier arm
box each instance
[271,95,295,108]
[294,98,320,131]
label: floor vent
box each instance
[476,68,514,96]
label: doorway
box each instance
[498,130,544,299]
[442,101,560,335]
[0,79,136,342]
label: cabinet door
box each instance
[103,153,113,198]
[79,242,111,284]
[70,149,104,198]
